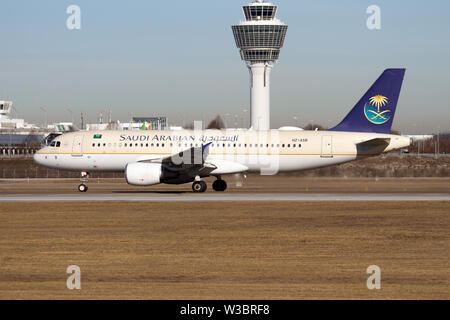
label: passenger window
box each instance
[125,143,127,147]
[162,144,165,147]
[288,144,290,148]
[282,144,285,148]
[92,143,95,147]
[98,143,101,147]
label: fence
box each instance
[0,146,40,158]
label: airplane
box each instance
[34,69,411,193]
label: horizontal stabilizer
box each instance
[356,138,391,147]
[356,138,390,156]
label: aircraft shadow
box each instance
[112,190,188,194]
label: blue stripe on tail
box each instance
[330,68,406,134]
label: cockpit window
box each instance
[50,141,56,147]
[56,141,61,147]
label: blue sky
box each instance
[0,0,449,133]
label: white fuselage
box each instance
[34,129,411,177]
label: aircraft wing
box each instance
[139,143,248,175]
[140,143,212,171]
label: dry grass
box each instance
[0,201,448,299]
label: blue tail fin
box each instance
[330,68,406,134]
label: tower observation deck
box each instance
[232,0,288,130]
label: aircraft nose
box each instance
[33,152,44,165]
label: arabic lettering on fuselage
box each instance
[119,134,240,143]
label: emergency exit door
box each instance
[321,135,333,158]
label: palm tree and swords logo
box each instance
[364,94,391,124]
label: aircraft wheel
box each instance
[78,184,88,192]
[212,179,227,192]
[192,181,207,193]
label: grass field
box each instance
[0,201,448,299]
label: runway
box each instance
[0,192,448,202]
[0,177,448,202]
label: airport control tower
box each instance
[232,0,288,130]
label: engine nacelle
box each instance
[125,162,162,186]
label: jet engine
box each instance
[125,162,162,186]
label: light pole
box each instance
[242,108,248,129]
[437,126,440,158]
[40,107,48,128]
[225,113,230,129]
[67,108,73,124]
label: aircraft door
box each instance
[321,135,333,158]
[72,134,84,155]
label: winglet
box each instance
[202,142,212,151]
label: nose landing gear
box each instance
[78,171,89,192]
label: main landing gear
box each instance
[192,177,228,193]
[192,181,207,193]
[78,171,89,192]
[212,179,227,192]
